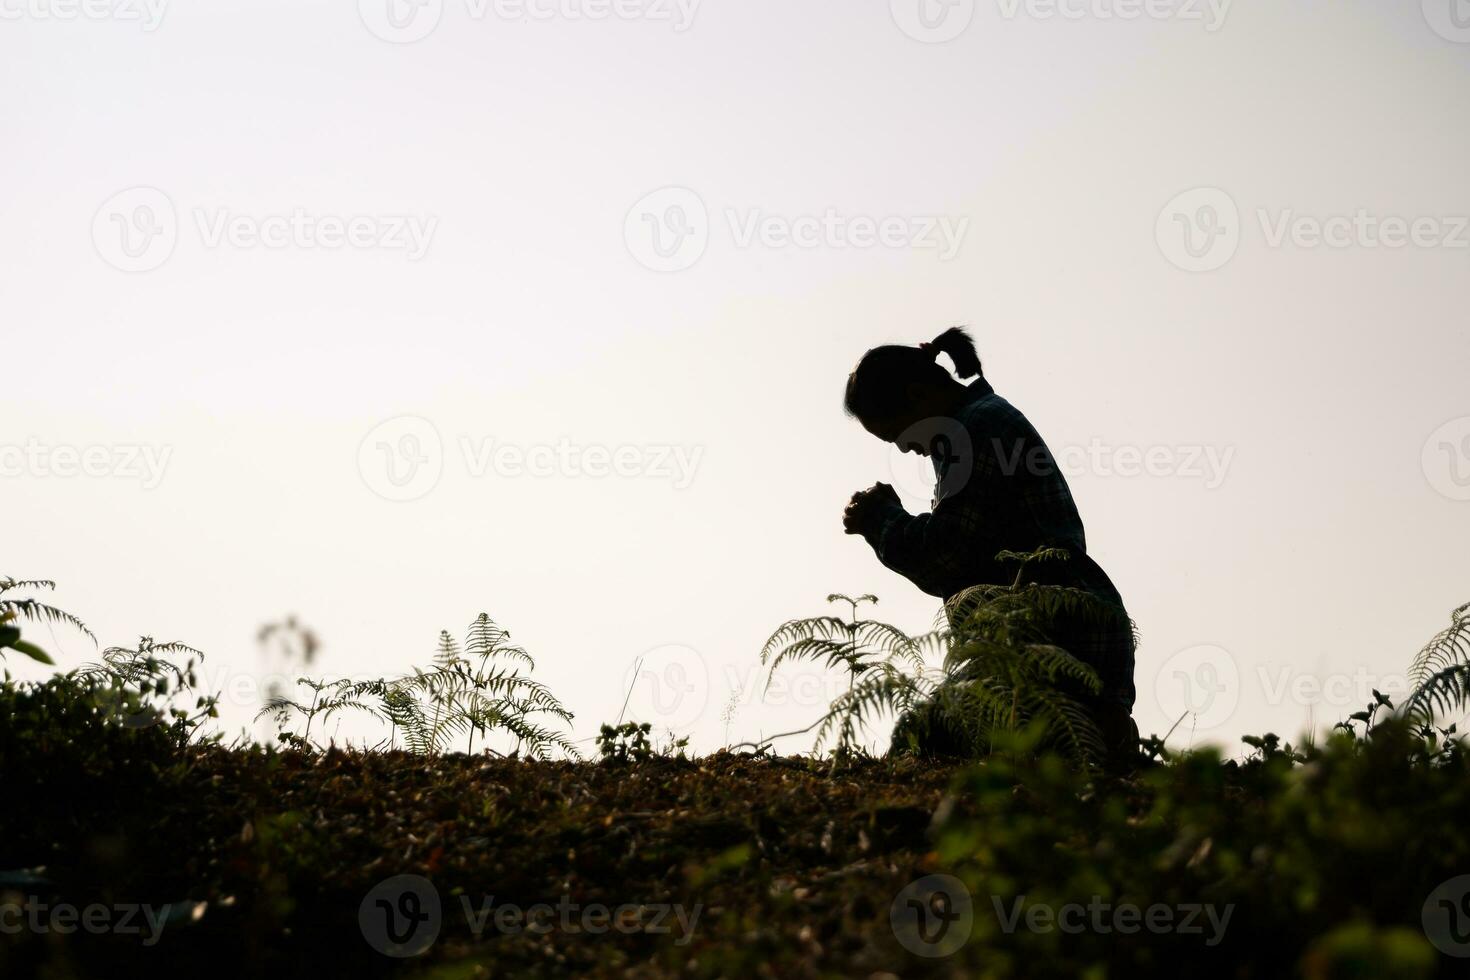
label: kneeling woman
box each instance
[841,328,1137,759]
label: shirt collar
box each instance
[964,377,995,402]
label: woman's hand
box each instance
[843,482,901,535]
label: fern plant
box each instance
[259,612,578,759]
[258,676,376,748]
[926,548,1128,765]
[1403,601,1470,724]
[757,550,1126,769]
[73,636,219,739]
[758,593,937,763]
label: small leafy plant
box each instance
[260,611,578,759]
[73,636,220,741]
[596,721,689,763]
[597,721,654,762]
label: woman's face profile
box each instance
[857,381,950,455]
[861,415,930,455]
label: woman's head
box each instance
[844,327,982,449]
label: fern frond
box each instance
[0,578,58,593]
[759,617,854,663]
[0,597,95,644]
[1410,602,1470,684]
[1403,603,1470,723]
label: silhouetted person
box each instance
[842,328,1137,759]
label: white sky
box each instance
[5,0,1469,756]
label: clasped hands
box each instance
[842,482,901,535]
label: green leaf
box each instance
[8,639,54,665]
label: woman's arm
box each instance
[845,482,994,598]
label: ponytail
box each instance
[844,326,983,422]
[925,327,982,379]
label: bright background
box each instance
[5,0,1469,755]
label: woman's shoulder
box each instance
[959,385,1033,433]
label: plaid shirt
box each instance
[859,378,1136,708]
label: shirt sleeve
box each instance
[858,470,997,598]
